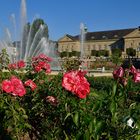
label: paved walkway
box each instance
[87,72,113,77]
[50,71,113,77]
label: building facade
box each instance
[58,27,140,58]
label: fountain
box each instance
[0,0,60,70]
[80,23,87,70]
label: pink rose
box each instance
[11,76,23,87]
[38,53,52,62]
[75,82,90,99]
[113,67,124,79]
[34,65,42,72]
[17,60,25,68]
[133,72,140,83]
[25,79,37,91]
[1,76,26,97]
[62,70,90,99]
[13,85,26,96]
[46,96,58,106]
[129,65,137,75]
[8,63,17,70]
[2,80,14,93]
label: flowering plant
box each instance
[1,50,140,139]
[62,70,90,99]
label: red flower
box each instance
[17,60,25,68]
[113,67,124,79]
[1,76,26,97]
[25,79,37,91]
[34,65,42,72]
[10,76,26,96]
[62,70,90,99]
[11,76,23,87]
[133,72,140,83]
[13,85,26,96]
[2,80,14,93]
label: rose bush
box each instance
[1,51,140,139]
[62,70,90,99]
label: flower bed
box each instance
[1,53,140,139]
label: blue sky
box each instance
[0,0,140,41]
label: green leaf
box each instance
[95,121,103,134]
[83,130,90,140]
[73,112,79,127]
[89,121,93,133]
[90,92,99,98]
[112,83,117,96]
[63,131,69,140]
[110,100,117,115]
[64,113,71,121]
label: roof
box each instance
[72,28,137,41]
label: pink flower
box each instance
[62,70,90,99]
[2,80,14,93]
[8,63,17,70]
[129,65,137,75]
[113,67,124,79]
[25,79,37,91]
[11,76,23,87]
[38,53,52,62]
[133,72,140,83]
[13,85,26,96]
[75,82,90,99]
[17,60,25,68]
[1,76,26,97]
[46,96,58,106]
[34,65,42,72]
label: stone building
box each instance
[58,27,140,58]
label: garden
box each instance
[1,50,140,140]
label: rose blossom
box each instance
[25,79,37,91]
[113,67,124,79]
[1,76,26,97]
[8,63,17,70]
[17,60,25,68]
[2,80,14,93]
[46,96,58,106]
[129,65,137,75]
[62,70,90,99]
[13,85,26,97]
[133,72,140,83]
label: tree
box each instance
[0,49,10,70]
[126,48,136,57]
[111,48,122,66]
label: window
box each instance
[71,46,74,51]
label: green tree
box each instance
[126,48,136,57]
[111,48,122,66]
[0,49,10,70]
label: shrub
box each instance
[1,51,140,139]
